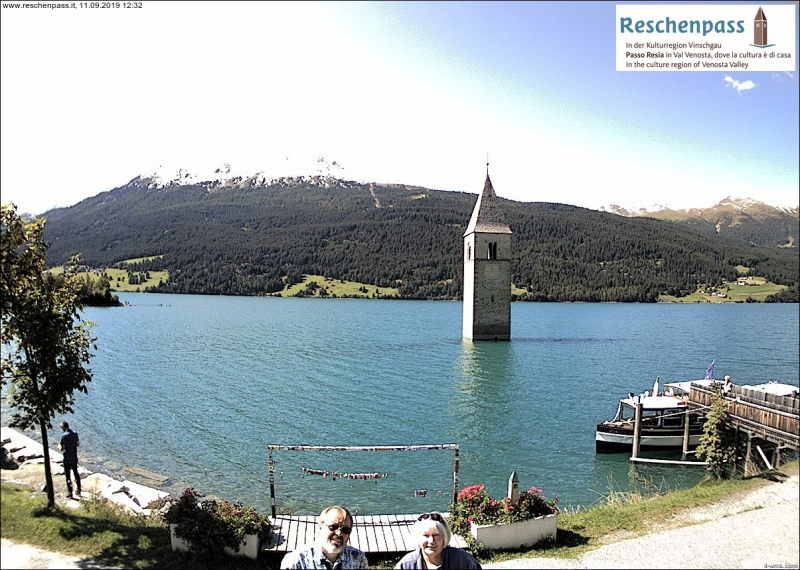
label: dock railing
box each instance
[689,382,799,448]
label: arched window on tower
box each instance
[488,242,497,260]
[467,245,472,261]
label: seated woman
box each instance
[395,512,481,569]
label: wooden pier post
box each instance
[744,433,753,477]
[268,447,277,517]
[632,401,643,460]
[681,408,691,460]
[452,446,460,506]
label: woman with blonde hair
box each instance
[395,513,481,569]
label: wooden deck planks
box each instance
[299,515,316,548]
[264,513,466,554]
[348,517,365,552]
[362,515,380,553]
[379,514,398,552]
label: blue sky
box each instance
[1,1,797,215]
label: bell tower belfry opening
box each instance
[462,167,512,341]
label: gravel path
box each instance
[484,469,799,569]
[2,468,798,569]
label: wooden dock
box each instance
[690,383,799,449]
[263,513,468,554]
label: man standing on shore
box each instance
[58,421,81,499]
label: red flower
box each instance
[457,484,485,501]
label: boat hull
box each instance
[595,423,703,453]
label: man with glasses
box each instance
[281,505,368,569]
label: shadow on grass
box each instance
[754,470,789,483]
[29,503,265,569]
[553,529,590,549]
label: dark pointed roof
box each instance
[755,7,766,20]
[464,174,512,236]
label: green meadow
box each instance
[46,257,169,293]
[272,275,400,298]
[659,276,787,303]
[104,267,169,292]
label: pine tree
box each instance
[695,384,737,479]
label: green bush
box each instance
[163,488,271,553]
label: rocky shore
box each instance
[1,426,169,515]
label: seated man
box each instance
[280,505,368,569]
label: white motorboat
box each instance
[595,378,716,453]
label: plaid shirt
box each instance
[280,544,368,569]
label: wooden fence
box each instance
[690,383,799,448]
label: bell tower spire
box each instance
[462,165,512,341]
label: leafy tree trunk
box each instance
[1,204,97,509]
[21,344,57,506]
[39,418,55,506]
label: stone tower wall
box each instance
[463,232,511,340]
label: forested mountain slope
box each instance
[40,176,798,302]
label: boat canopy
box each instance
[620,394,688,410]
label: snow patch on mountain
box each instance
[126,159,353,191]
[128,163,264,189]
[601,196,796,217]
[600,203,671,216]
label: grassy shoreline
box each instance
[3,461,797,569]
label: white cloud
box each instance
[724,75,757,93]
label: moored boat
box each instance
[595,378,715,453]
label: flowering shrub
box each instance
[213,500,272,543]
[163,487,271,553]
[448,484,559,538]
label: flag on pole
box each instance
[705,360,716,380]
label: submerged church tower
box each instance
[462,171,512,341]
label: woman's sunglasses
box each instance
[417,513,444,522]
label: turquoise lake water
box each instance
[3,294,798,515]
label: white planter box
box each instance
[169,523,191,553]
[470,514,557,550]
[170,523,259,560]
[223,533,260,560]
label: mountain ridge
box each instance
[38,175,798,302]
[602,197,798,249]
[601,196,798,218]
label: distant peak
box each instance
[601,196,797,217]
[600,203,669,216]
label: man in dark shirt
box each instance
[59,421,81,499]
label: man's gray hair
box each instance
[318,505,353,526]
